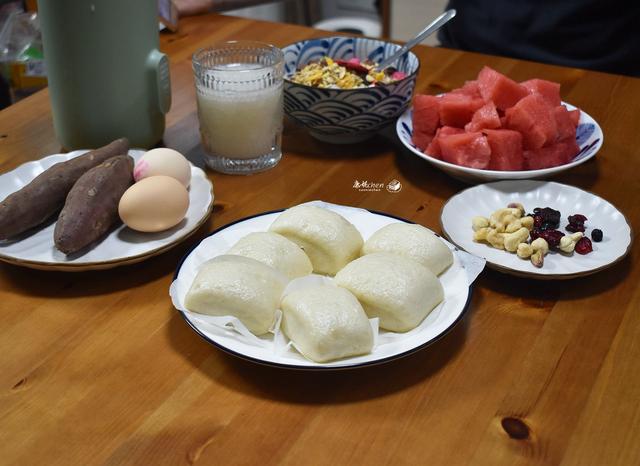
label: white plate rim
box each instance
[395,101,603,179]
[173,208,474,371]
[439,180,633,279]
[0,150,215,271]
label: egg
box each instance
[133,148,191,187]
[118,176,189,232]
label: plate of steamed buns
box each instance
[170,202,481,369]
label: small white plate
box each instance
[171,203,480,370]
[0,150,214,271]
[396,102,603,183]
[440,180,632,279]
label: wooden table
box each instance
[1,14,639,466]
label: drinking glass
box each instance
[192,41,284,174]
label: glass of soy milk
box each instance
[193,41,284,174]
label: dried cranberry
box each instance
[531,229,565,248]
[566,223,586,233]
[575,237,593,254]
[533,207,561,229]
[533,215,543,228]
[591,229,603,242]
[568,214,588,224]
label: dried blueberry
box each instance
[591,229,603,242]
[575,237,593,254]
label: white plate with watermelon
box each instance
[440,180,632,279]
[396,67,603,183]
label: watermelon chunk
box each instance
[524,139,580,170]
[425,126,464,158]
[554,105,577,141]
[451,80,482,99]
[439,132,491,169]
[484,129,524,170]
[465,101,501,132]
[439,93,484,128]
[568,109,580,126]
[478,66,528,110]
[505,94,558,149]
[521,79,562,107]
[412,132,434,151]
[413,95,440,135]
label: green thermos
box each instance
[38,0,171,149]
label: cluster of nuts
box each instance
[472,203,549,268]
[472,203,600,268]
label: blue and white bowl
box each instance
[283,36,420,144]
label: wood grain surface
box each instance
[1,14,639,466]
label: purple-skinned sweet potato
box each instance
[54,155,134,255]
[0,138,129,240]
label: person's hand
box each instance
[173,0,215,17]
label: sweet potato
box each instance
[0,138,129,240]
[54,155,134,255]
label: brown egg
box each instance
[118,175,189,232]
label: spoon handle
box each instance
[378,9,457,70]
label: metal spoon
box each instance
[377,9,457,70]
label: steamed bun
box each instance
[281,285,373,362]
[184,255,287,335]
[228,232,312,280]
[334,252,444,332]
[362,223,453,275]
[269,205,363,276]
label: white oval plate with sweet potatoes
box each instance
[0,150,214,271]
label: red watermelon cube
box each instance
[554,105,578,141]
[505,94,558,149]
[439,132,491,169]
[521,79,562,107]
[425,126,464,158]
[439,93,484,128]
[451,80,482,99]
[524,139,579,170]
[413,95,440,135]
[477,66,529,110]
[465,101,502,132]
[484,129,524,170]
[412,132,434,151]
[568,109,581,126]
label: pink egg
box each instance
[133,148,191,187]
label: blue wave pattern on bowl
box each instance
[283,37,419,140]
[399,110,600,163]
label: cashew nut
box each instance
[473,227,489,242]
[503,227,530,252]
[516,237,549,268]
[517,242,533,259]
[520,216,534,230]
[531,250,545,268]
[508,202,525,216]
[531,237,549,255]
[559,232,583,254]
[486,229,505,249]
[490,207,522,226]
[472,216,489,232]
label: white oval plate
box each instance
[396,101,603,183]
[0,150,214,271]
[441,180,632,279]
[171,203,475,370]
